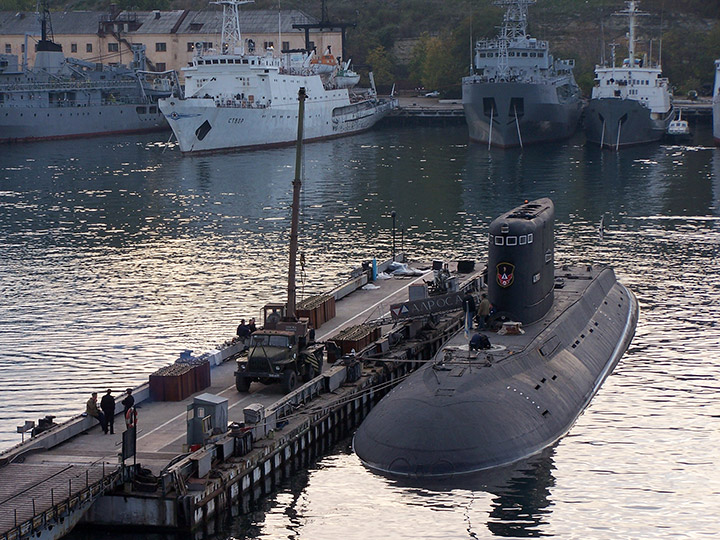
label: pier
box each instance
[0,255,482,539]
[385,97,467,125]
[385,96,714,125]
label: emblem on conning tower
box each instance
[496,262,515,287]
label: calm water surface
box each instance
[1,122,719,539]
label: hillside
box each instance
[3,0,719,96]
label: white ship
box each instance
[584,1,673,149]
[713,59,720,146]
[159,0,396,154]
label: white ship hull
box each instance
[161,93,394,154]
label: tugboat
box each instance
[665,110,692,143]
[462,0,583,149]
[353,199,639,477]
[584,1,673,150]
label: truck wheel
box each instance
[236,375,250,392]
[282,370,297,393]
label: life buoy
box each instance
[125,407,137,428]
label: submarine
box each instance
[353,198,639,477]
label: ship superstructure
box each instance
[584,1,673,149]
[461,0,582,148]
[159,0,395,154]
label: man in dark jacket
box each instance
[100,389,116,435]
[463,292,477,330]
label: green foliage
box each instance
[366,45,395,90]
[0,0,36,9]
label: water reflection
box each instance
[384,446,557,538]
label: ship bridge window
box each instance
[494,236,504,246]
[521,52,528,57]
[538,52,544,57]
[509,52,515,57]
[530,52,536,57]
[528,233,533,243]
[479,53,486,57]
[506,236,518,246]
[519,235,527,245]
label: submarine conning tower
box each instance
[488,198,554,325]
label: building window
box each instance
[155,62,166,71]
[86,43,92,53]
[21,44,25,53]
[308,41,314,50]
[71,43,77,53]
[156,42,167,52]
[282,41,289,51]
[263,41,273,50]
[108,43,118,52]
[187,42,194,52]
[4,44,10,53]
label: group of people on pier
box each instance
[85,388,136,434]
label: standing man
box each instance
[463,292,477,330]
[100,389,116,435]
[477,293,492,329]
[121,388,137,429]
[86,392,107,434]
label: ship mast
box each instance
[494,0,535,79]
[211,0,254,54]
[614,0,648,66]
[286,87,306,320]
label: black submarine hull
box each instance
[353,199,639,477]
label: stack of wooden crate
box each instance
[149,359,211,401]
[297,294,336,329]
[328,324,381,362]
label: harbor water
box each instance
[1,123,719,539]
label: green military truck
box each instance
[235,304,324,393]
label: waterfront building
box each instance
[0,8,341,83]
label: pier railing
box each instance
[0,462,123,540]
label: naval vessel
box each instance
[714,59,720,146]
[0,5,173,143]
[353,198,638,477]
[584,1,673,150]
[461,0,582,148]
[159,0,395,155]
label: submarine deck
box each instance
[445,266,609,357]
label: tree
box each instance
[366,45,395,90]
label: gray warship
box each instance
[584,1,673,150]
[461,0,582,148]
[353,198,638,477]
[0,4,173,143]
